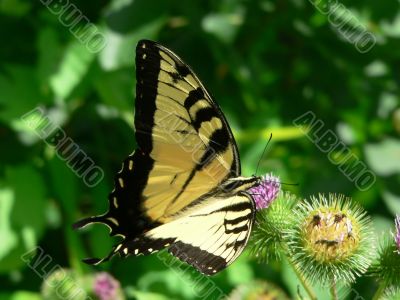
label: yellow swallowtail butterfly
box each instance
[74,40,265,275]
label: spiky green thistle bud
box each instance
[285,194,374,285]
[370,215,400,290]
[381,287,400,300]
[248,191,297,263]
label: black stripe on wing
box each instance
[184,88,205,110]
[135,41,160,153]
[79,236,176,266]
[169,193,255,275]
[136,39,241,177]
[169,241,227,275]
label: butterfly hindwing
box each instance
[111,192,255,275]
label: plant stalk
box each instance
[330,277,338,300]
[288,259,317,300]
[372,282,386,300]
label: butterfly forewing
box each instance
[133,40,241,222]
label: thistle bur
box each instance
[370,215,400,290]
[248,191,297,262]
[285,194,374,285]
[247,174,285,262]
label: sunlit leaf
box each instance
[99,19,165,71]
[202,12,244,44]
[50,41,96,101]
[0,165,46,272]
[0,188,18,261]
[382,190,400,216]
[365,138,400,176]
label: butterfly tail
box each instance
[72,214,119,234]
[72,216,99,230]
[72,216,121,265]
[81,245,121,265]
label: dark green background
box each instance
[0,0,399,299]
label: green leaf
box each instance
[126,288,173,300]
[0,188,18,261]
[99,19,165,71]
[365,138,400,176]
[11,292,41,300]
[382,190,400,217]
[94,69,133,112]
[381,12,400,37]
[50,41,96,101]
[0,292,41,300]
[225,254,254,286]
[0,165,46,272]
[0,0,31,16]
[105,0,167,30]
[202,12,244,44]
[0,66,44,122]
[372,215,393,236]
[36,27,63,88]
[364,60,389,77]
[377,92,398,118]
[47,156,79,216]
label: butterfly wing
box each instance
[74,40,241,240]
[105,192,256,275]
[134,40,241,221]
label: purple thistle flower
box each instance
[249,174,281,210]
[93,272,120,300]
[395,214,400,253]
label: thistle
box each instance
[248,173,281,210]
[285,194,374,285]
[370,215,400,292]
[93,272,124,300]
[381,287,400,300]
[248,191,297,262]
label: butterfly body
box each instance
[74,40,262,275]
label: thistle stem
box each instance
[372,282,386,300]
[330,277,338,300]
[288,259,317,300]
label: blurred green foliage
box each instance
[0,0,399,299]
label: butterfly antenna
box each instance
[280,182,299,186]
[255,133,273,176]
[260,176,299,186]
